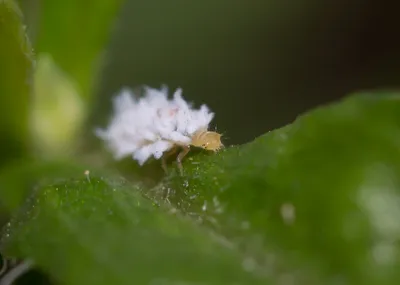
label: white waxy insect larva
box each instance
[95,85,223,175]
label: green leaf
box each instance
[35,0,124,100]
[1,177,266,285]
[3,93,400,284]
[157,92,400,284]
[0,0,33,168]
[0,159,92,211]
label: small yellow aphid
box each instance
[162,128,223,175]
[190,128,223,151]
[95,85,223,175]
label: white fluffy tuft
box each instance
[95,86,215,165]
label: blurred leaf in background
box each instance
[0,0,125,216]
[35,0,124,100]
[29,0,124,155]
[31,55,84,156]
[0,0,33,168]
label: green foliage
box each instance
[1,177,266,285]
[0,0,33,167]
[2,93,400,284]
[1,1,400,284]
[29,0,124,154]
[158,93,400,284]
[0,159,91,211]
[35,0,124,99]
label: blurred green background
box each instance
[93,0,400,144]
[20,0,400,145]
[1,0,400,284]
[94,0,400,144]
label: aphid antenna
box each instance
[220,132,230,147]
[218,129,228,138]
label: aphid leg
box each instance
[176,146,190,176]
[161,147,178,173]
